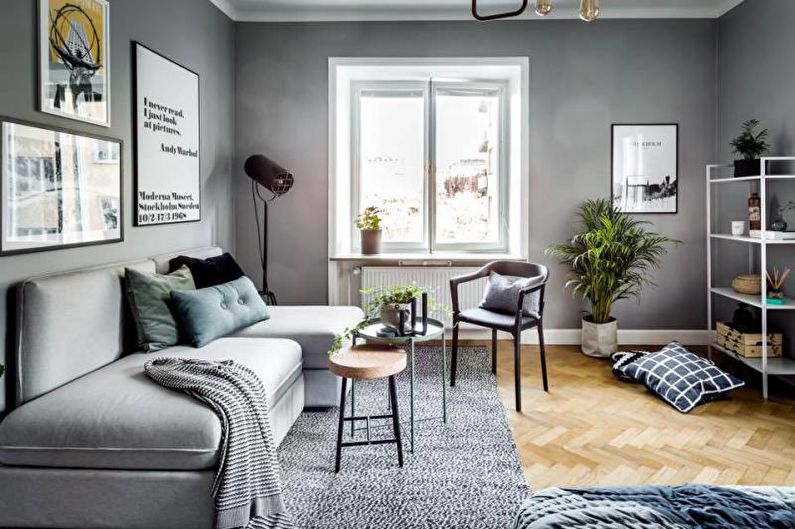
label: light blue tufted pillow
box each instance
[171,276,269,347]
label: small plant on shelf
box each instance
[354,206,383,254]
[730,119,771,177]
[328,284,448,356]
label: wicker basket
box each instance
[731,274,762,295]
[716,321,782,358]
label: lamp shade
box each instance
[244,154,294,197]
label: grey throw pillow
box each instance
[125,266,196,352]
[479,271,541,318]
[171,276,270,348]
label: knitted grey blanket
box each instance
[144,358,293,529]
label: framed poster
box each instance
[133,42,200,226]
[611,124,678,214]
[39,0,110,127]
[1,117,122,256]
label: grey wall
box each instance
[0,0,235,412]
[718,0,795,160]
[235,19,717,329]
[716,0,795,348]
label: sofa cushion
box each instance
[168,252,245,289]
[232,305,365,369]
[125,266,196,352]
[172,276,269,347]
[0,337,301,471]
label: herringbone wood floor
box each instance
[461,340,795,490]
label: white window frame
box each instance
[328,57,529,262]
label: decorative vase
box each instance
[581,316,617,358]
[772,216,788,232]
[735,159,761,178]
[380,303,412,332]
[360,229,382,255]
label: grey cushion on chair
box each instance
[479,271,541,317]
[458,307,539,332]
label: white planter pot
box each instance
[581,316,617,358]
[380,303,412,332]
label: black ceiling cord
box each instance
[471,0,528,21]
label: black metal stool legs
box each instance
[334,376,404,472]
[388,375,403,467]
[334,377,348,473]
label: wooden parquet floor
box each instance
[463,341,795,490]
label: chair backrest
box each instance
[485,261,548,283]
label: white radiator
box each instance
[360,267,486,328]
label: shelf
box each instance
[710,342,795,375]
[709,234,760,244]
[710,287,795,310]
[710,233,795,244]
[709,176,760,184]
[708,175,795,184]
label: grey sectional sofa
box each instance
[0,247,363,529]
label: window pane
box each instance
[359,92,425,244]
[435,91,501,245]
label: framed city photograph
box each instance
[133,42,200,226]
[0,117,122,255]
[611,124,678,214]
[39,0,111,127]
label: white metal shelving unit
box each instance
[707,156,795,399]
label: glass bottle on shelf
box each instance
[748,192,761,231]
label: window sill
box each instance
[329,252,527,265]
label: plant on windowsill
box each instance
[355,206,383,255]
[328,284,449,356]
[545,198,680,358]
[730,119,770,178]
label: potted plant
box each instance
[730,119,770,178]
[546,199,679,357]
[329,284,448,355]
[355,206,383,255]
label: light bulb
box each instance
[579,0,599,21]
[535,0,552,16]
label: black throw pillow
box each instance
[169,252,246,289]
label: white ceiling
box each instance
[210,0,745,22]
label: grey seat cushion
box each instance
[0,337,301,471]
[233,305,365,369]
[458,307,538,332]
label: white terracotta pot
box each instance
[581,316,617,358]
[380,303,412,332]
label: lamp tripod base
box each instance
[260,288,278,306]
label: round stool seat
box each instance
[329,344,407,380]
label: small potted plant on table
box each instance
[355,206,383,255]
[731,119,770,178]
[546,199,679,357]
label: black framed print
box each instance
[611,124,678,214]
[39,0,111,127]
[1,117,122,256]
[133,42,200,226]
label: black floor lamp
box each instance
[244,154,294,305]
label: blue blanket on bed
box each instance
[513,485,795,529]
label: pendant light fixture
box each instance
[535,0,552,16]
[579,0,600,21]
[471,0,600,21]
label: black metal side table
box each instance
[328,344,407,472]
[352,318,447,453]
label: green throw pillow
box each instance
[125,266,196,352]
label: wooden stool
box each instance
[329,344,407,472]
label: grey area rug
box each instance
[278,345,529,528]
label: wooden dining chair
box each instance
[449,261,549,412]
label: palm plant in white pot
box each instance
[546,199,679,357]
